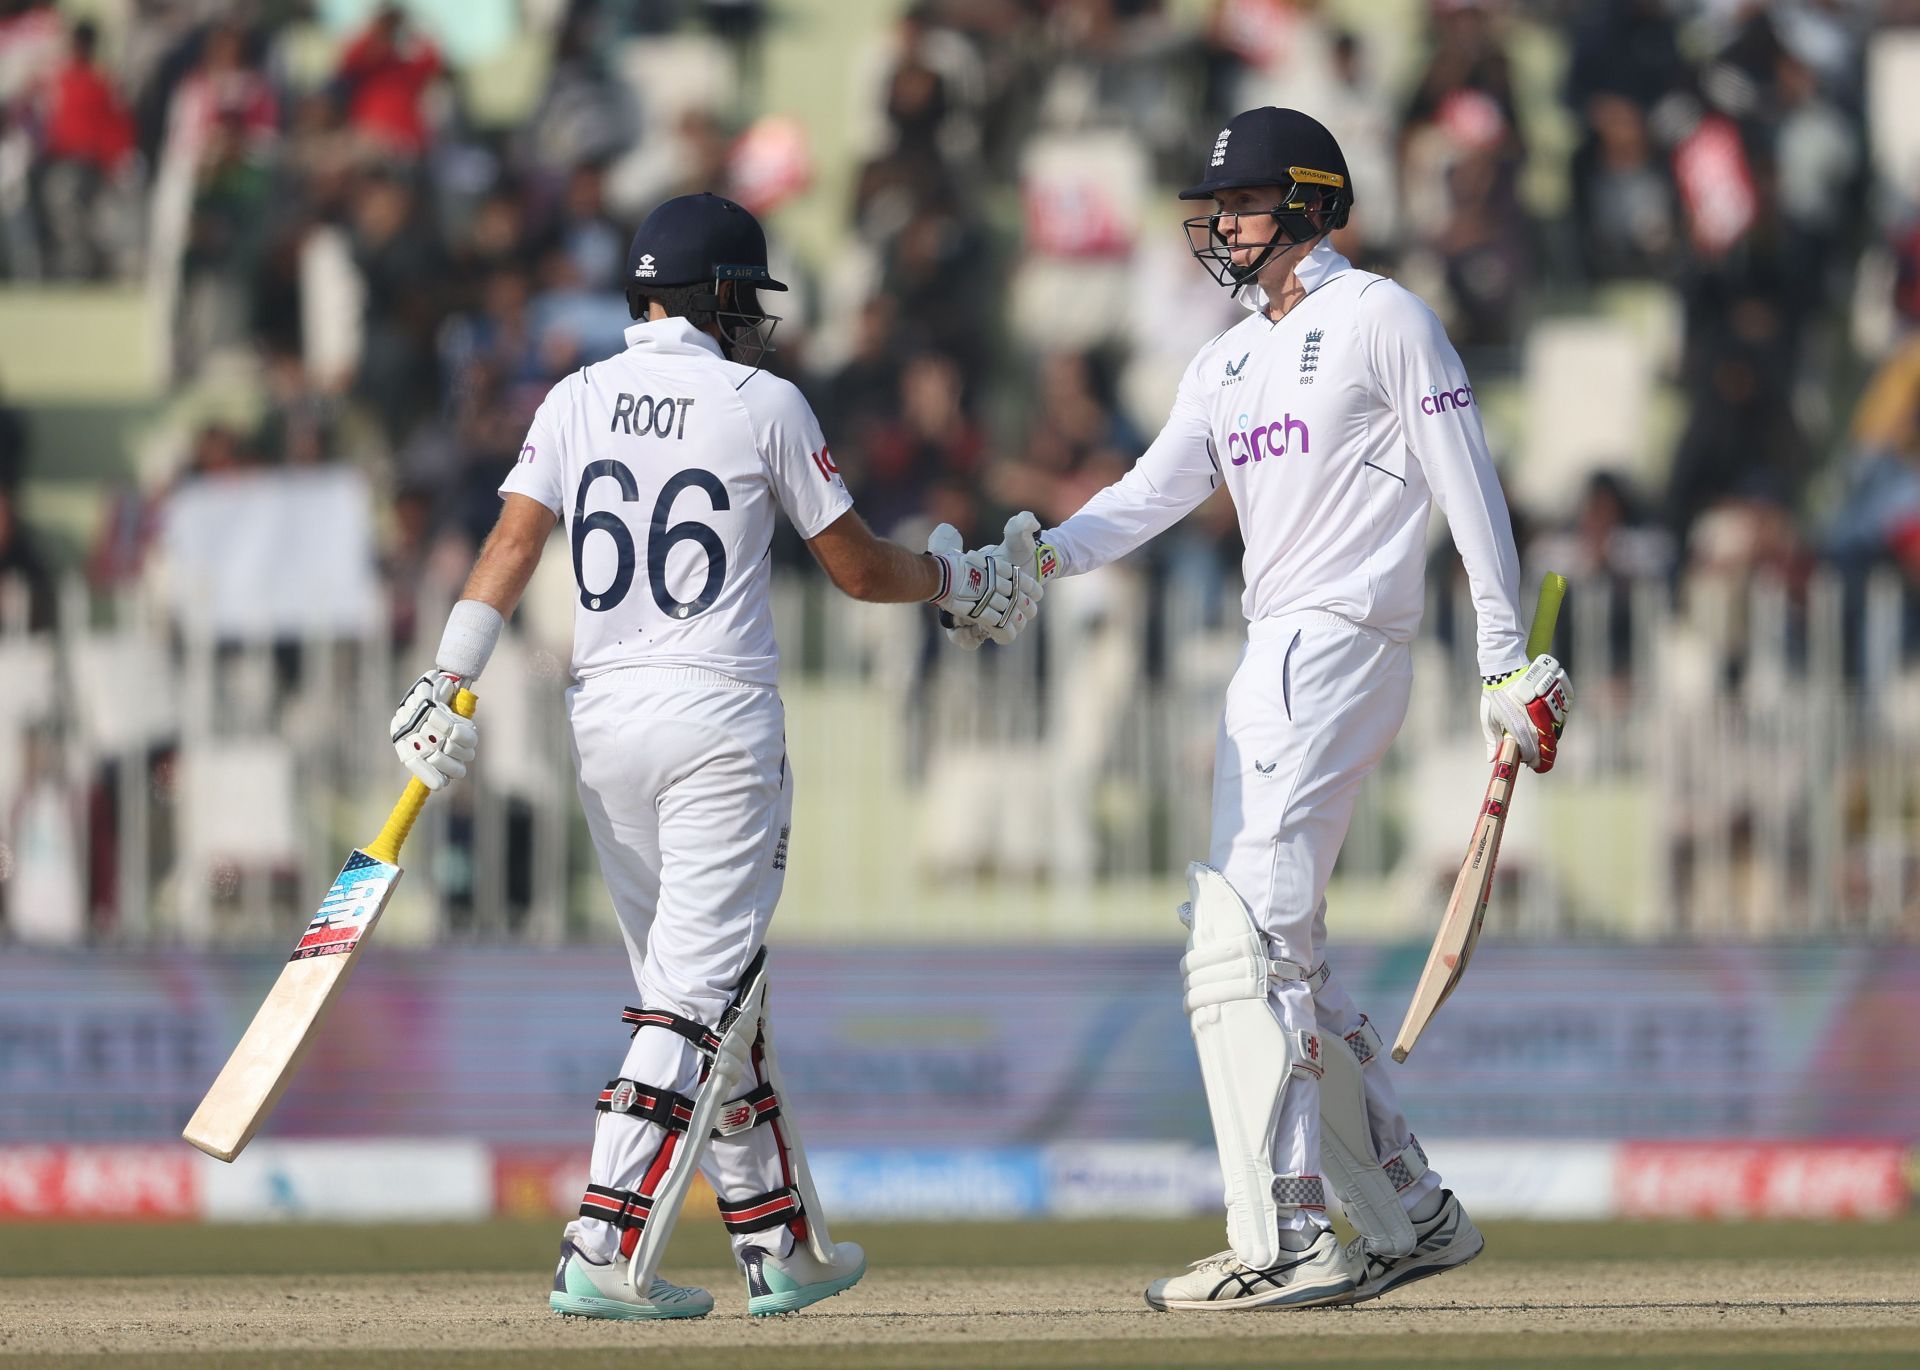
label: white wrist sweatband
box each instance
[435,599,504,680]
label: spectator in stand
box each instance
[1398,0,1529,348]
[534,160,627,293]
[33,18,136,279]
[1567,93,1677,283]
[1529,471,1675,681]
[348,167,447,444]
[161,23,278,174]
[0,464,54,635]
[1825,336,1920,665]
[881,193,995,374]
[334,5,441,160]
[857,351,985,537]
[177,107,275,369]
[1561,0,1689,282]
[819,295,904,449]
[992,350,1139,530]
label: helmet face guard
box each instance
[1182,180,1350,290]
[655,268,784,367]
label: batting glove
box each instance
[927,527,1042,647]
[391,670,478,791]
[1480,654,1572,773]
[929,513,1051,649]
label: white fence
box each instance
[0,562,1915,945]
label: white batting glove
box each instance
[391,670,478,791]
[1479,654,1572,773]
[927,521,1043,646]
[929,513,1047,649]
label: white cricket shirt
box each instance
[500,318,853,684]
[1043,240,1529,677]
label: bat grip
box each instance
[1527,572,1567,659]
[364,687,477,865]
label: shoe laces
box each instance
[1188,1249,1251,1274]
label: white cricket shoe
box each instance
[548,1240,714,1320]
[1144,1227,1359,1311]
[1335,1188,1484,1305]
[739,1239,867,1316]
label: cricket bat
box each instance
[1391,575,1565,1064]
[183,688,477,1162]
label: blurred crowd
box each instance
[0,0,1918,675]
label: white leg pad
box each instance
[1319,1019,1418,1257]
[1178,862,1321,1270]
[755,1010,837,1264]
[627,959,768,1293]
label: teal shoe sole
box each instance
[746,1255,868,1317]
[549,1291,711,1320]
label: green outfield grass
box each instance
[9,1213,1920,1279]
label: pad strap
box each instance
[713,1080,781,1137]
[596,1078,697,1133]
[1180,931,1308,1012]
[1384,1136,1429,1193]
[579,1183,653,1231]
[1345,1015,1382,1067]
[1271,1174,1327,1213]
[1306,961,1330,993]
[621,1006,722,1057]
[717,1186,805,1235]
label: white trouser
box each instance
[1207,610,1436,1230]
[562,666,800,1262]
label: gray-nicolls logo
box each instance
[1210,127,1231,168]
[772,825,790,871]
[634,253,657,279]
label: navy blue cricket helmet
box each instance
[624,192,788,364]
[1179,108,1352,289]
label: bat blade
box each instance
[1391,756,1513,1064]
[182,850,402,1162]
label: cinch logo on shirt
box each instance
[1225,412,1310,465]
[1420,384,1475,415]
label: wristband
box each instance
[436,599,504,681]
[925,552,952,605]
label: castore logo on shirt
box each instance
[1225,411,1310,466]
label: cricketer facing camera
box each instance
[387,192,1042,1320]
[1005,108,1574,1310]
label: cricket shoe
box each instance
[548,1241,713,1320]
[1143,1228,1359,1312]
[740,1239,867,1316]
[1333,1188,1484,1305]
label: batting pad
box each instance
[1178,862,1322,1270]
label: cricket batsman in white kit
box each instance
[386,193,1042,1319]
[1008,108,1573,1310]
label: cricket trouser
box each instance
[564,666,801,1263]
[1207,610,1431,1231]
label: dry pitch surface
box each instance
[4,1218,1919,1369]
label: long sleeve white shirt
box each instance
[1043,239,1529,677]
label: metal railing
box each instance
[0,563,1914,945]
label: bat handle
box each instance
[364,687,478,865]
